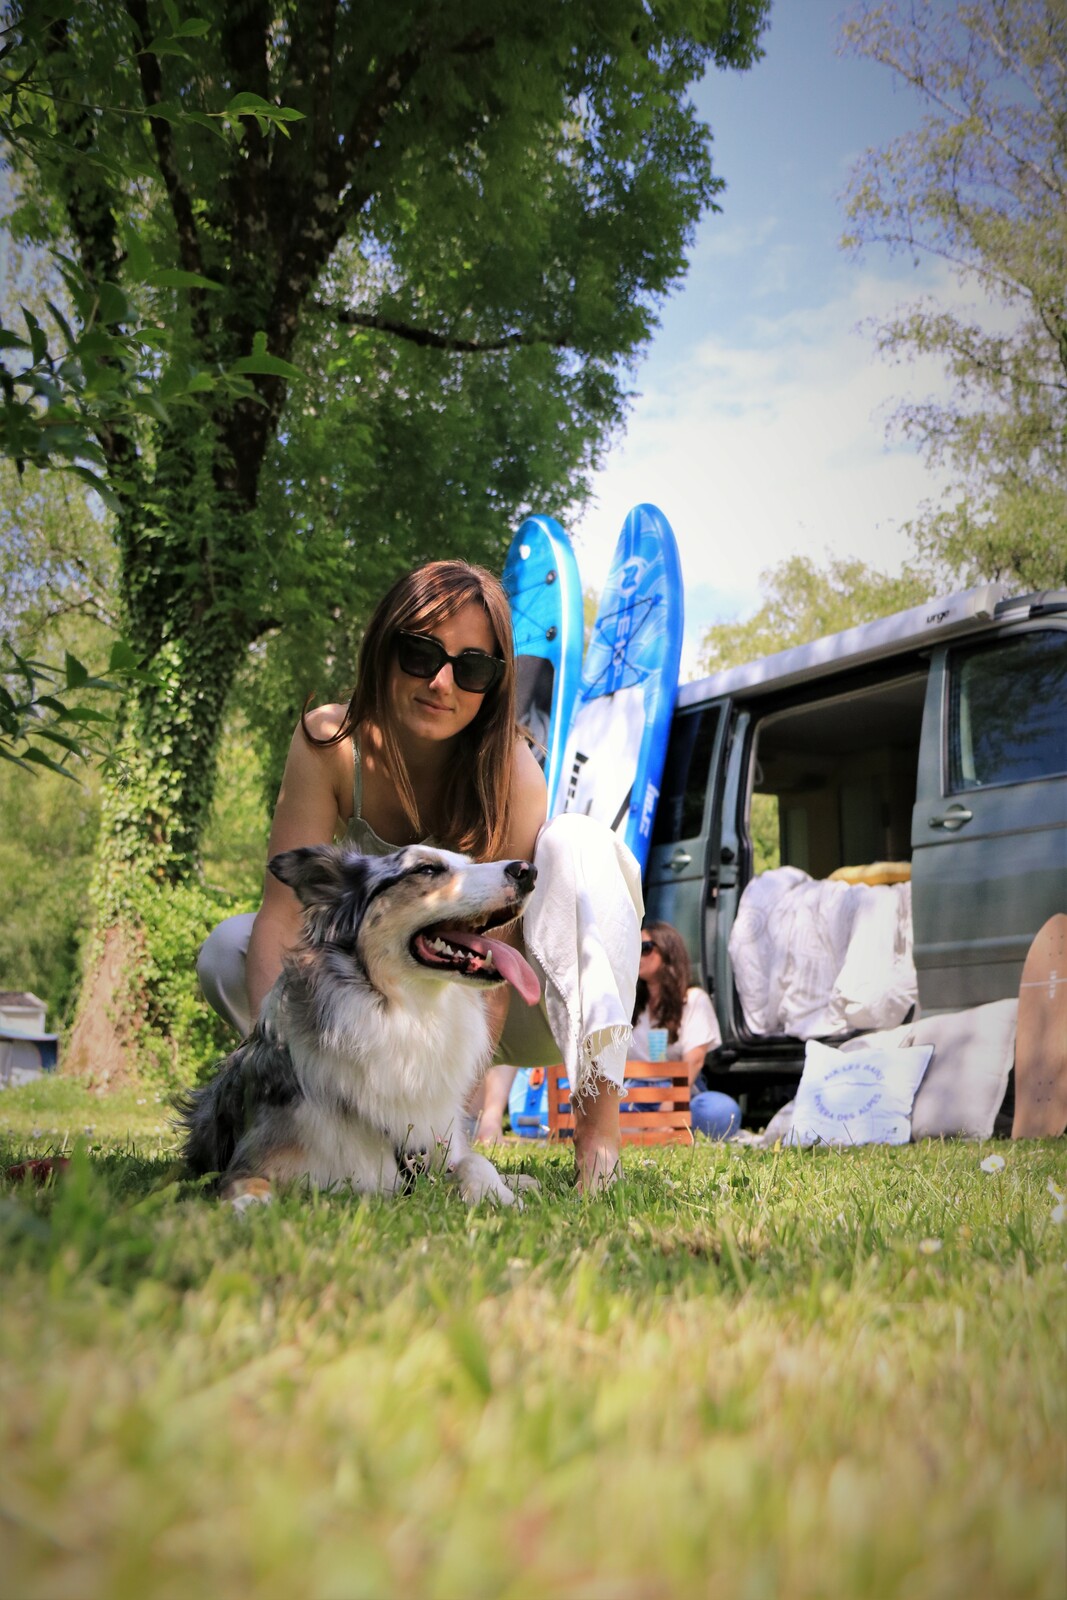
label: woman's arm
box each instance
[246,708,349,1019]
[504,736,549,862]
[678,988,721,1086]
[682,1043,709,1086]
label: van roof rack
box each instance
[677,582,1067,706]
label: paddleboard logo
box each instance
[638,781,660,838]
[563,750,589,809]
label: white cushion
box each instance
[787,1038,933,1146]
[906,999,1016,1139]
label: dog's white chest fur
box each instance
[288,980,492,1189]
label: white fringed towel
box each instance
[517,813,644,1095]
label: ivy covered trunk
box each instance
[65,470,260,1087]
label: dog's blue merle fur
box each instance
[178,847,404,1185]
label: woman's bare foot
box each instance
[573,1084,622,1193]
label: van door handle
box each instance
[668,849,692,871]
[928,805,974,831]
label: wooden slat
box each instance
[546,1062,694,1145]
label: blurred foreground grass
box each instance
[1,1077,1064,1600]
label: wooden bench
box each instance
[545,1061,694,1146]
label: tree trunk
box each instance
[64,479,255,1084]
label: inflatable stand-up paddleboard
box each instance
[502,516,584,813]
[553,503,684,872]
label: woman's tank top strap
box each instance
[351,733,364,822]
[344,733,430,857]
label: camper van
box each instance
[643,583,1067,1080]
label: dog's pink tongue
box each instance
[447,930,541,1005]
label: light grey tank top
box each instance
[342,737,433,856]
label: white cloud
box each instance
[571,265,972,679]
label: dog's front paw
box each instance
[223,1176,273,1215]
[502,1173,540,1198]
[450,1153,521,1208]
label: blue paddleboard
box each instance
[553,503,683,871]
[502,516,584,812]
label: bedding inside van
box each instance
[728,867,916,1040]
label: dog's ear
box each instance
[269,846,345,907]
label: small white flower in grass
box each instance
[1052,1203,1065,1226]
[918,1238,943,1255]
[980,1154,1006,1174]
[1048,1178,1065,1202]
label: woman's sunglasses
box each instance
[640,939,656,956]
[395,631,504,695]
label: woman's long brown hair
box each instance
[633,921,691,1044]
[301,560,519,861]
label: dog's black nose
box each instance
[505,859,537,893]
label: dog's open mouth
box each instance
[412,913,541,1005]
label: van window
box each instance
[948,630,1067,792]
[651,706,721,846]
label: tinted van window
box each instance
[948,629,1067,791]
[651,706,721,845]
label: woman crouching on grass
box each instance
[197,559,642,1191]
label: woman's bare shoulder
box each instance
[301,702,349,743]
[512,735,548,798]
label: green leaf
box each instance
[224,92,304,123]
[52,706,113,726]
[45,300,77,350]
[64,652,90,689]
[148,269,224,293]
[131,393,172,425]
[231,352,302,380]
[19,746,79,779]
[107,640,143,674]
[0,748,35,773]
[22,309,47,365]
[32,726,89,754]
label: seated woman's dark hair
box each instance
[633,921,691,1043]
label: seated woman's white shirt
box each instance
[630,986,720,1062]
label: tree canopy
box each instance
[841,0,1067,589]
[0,0,769,1078]
[698,553,934,674]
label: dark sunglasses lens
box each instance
[453,652,501,693]
[396,635,443,679]
[396,633,500,693]
[641,939,654,955]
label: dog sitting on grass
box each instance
[179,844,542,1208]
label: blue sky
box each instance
[572,0,963,675]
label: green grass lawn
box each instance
[1,1077,1064,1600]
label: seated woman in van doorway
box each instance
[632,923,741,1139]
